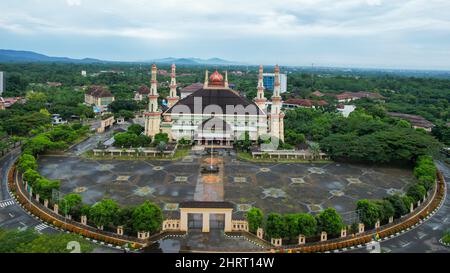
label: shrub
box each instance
[23,169,42,187]
[246,207,264,234]
[384,195,408,218]
[265,213,286,239]
[356,200,381,228]
[131,201,163,233]
[18,154,38,172]
[315,208,344,235]
[407,184,427,203]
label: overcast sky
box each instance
[1,0,450,69]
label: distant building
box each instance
[387,112,435,132]
[0,97,25,108]
[283,98,328,109]
[263,73,287,93]
[81,70,87,77]
[51,114,67,125]
[134,85,151,101]
[84,86,115,112]
[334,91,385,103]
[311,91,325,97]
[180,83,204,99]
[337,104,356,118]
[0,97,5,110]
[158,69,168,76]
[46,82,62,87]
[0,71,4,96]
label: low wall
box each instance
[9,165,148,249]
[271,170,446,253]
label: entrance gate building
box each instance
[179,201,233,233]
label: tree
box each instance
[384,194,408,218]
[309,142,321,160]
[156,141,167,154]
[34,178,60,201]
[117,110,135,120]
[113,132,138,148]
[396,119,411,128]
[131,201,163,233]
[178,137,191,145]
[285,130,306,146]
[246,208,264,233]
[374,200,395,223]
[18,154,38,172]
[356,199,381,228]
[109,100,139,113]
[26,91,48,105]
[0,228,38,253]
[89,199,120,229]
[407,184,427,203]
[283,214,300,240]
[265,213,286,239]
[23,169,42,187]
[296,213,317,237]
[153,133,169,145]
[432,123,450,145]
[117,206,136,234]
[315,208,344,235]
[127,124,144,135]
[59,194,83,217]
[15,233,93,253]
[236,131,252,151]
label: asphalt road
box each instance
[0,148,120,253]
[0,149,58,234]
[348,161,450,253]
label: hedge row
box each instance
[10,167,144,248]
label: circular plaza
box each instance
[37,151,416,218]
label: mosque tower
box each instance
[254,65,267,113]
[269,65,285,142]
[144,64,161,137]
[167,64,179,108]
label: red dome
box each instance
[209,70,223,84]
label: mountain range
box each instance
[0,49,243,65]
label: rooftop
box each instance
[179,201,234,209]
[86,85,113,98]
[387,112,435,129]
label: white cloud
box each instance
[0,0,449,68]
[66,0,81,7]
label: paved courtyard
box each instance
[38,154,416,216]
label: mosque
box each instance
[144,64,285,145]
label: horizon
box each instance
[1,1,450,70]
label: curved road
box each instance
[349,161,450,253]
[0,149,118,253]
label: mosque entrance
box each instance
[187,213,203,231]
[209,214,225,230]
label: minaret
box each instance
[224,70,229,89]
[254,65,267,112]
[144,64,161,137]
[269,65,284,142]
[167,64,179,108]
[203,70,209,88]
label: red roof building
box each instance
[283,98,328,109]
[311,91,325,97]
[134,85,151,101]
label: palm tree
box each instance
[309,142,321,160]
[157,141,167,155]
